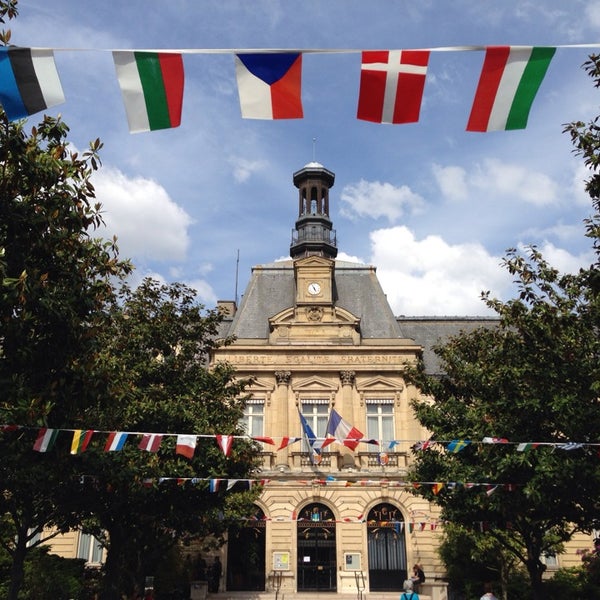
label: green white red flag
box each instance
[113,51,184,133]
[467,46,555,132]
[33,427,59,452]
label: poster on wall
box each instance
[344,553,361,571]
[273,551,290,571]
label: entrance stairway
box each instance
[206,593,432,600]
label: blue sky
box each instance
[9,1,600,315]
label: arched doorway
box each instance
[367,503,407,591]
[297,502,337,592]
[226,506,266,591]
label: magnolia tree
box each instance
[0,85,131,600]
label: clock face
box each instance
[307,282,321,295]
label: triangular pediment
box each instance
[246,378,276,394]
[292,376,339,393]
[269,305,359,326]
[294,255,334,269]
[356,376,403,393]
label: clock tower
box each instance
[290,162,337,261]
[290,162,337,306]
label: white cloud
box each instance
[434,159,558,206]
[470,159,558,206]
[230,157,269,183]
[336,251,365,264]
[185,278,219,306]
[522,222,587,245]
[94,167,193,262]
[432,164,469,202]
[369,226,512,316]
[518,241,595,274]
[340,179,425,223]
[571,162,594,206]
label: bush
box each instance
[20,546,86,600]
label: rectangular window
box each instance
[366,399,395,446]
[242,399,264,438]
[77,533,104,564]
[541,553,558,568]
[301,400,329,453]
[25,528,41,548]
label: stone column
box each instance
[274,371,292,471]
[338,370,356,468]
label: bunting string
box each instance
[75,473,522,498]
[1,43,599,132]
[2,424,599,457]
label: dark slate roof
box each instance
[216,258,499,375]
[220,259,403,340]
[397,316,499,375]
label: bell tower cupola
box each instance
[290,162,338,260]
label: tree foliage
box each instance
[73,279,261,600]
[405,55,600,600]
[0,105,132,599]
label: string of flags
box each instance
[1,422,597,458]
[0,43,598,133]
[77,472,520,498]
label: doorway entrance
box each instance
[367,503,407,591]
[226,506,266,591]
[297,502,337,591]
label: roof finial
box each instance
[312,137,317,162]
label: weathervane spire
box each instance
[312,137,317,162]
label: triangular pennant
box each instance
[252,436,275,445]
[216,434,233,456]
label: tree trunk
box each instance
[100,525,126,600]
[525,556,546,600]
[7,534,27,600]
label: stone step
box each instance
[206,593,431,600]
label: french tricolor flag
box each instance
[326,409,363,451]
[0,47,65,121]
[234,53,303,119]
[104,431,128,452]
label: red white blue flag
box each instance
[104,431,128,451]
[234,53,303,119]
[326,409,363,450]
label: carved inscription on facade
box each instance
[222,354,401,365]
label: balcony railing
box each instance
[291,228,337,246]
[255,451,409,474]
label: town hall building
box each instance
[209,161,494,600]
